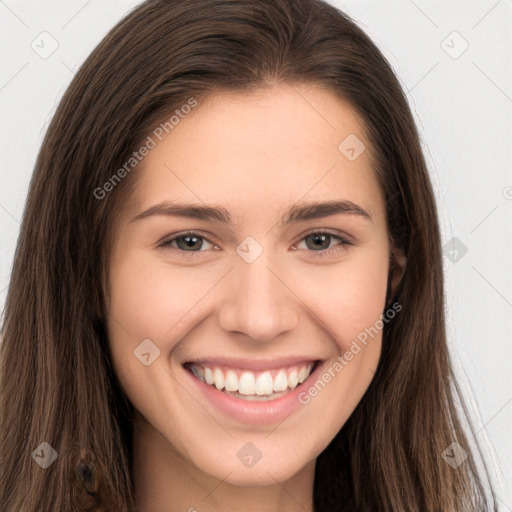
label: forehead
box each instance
[125,83,384,225]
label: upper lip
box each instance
[183,356,323,371]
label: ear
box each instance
[386,248,406,307]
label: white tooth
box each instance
[288,370,298,389]
[213,368,225,390]
[204,367,214,385]
[225,370,238,392]
[298,366,309,383]
[238,372,256,395]
[255,372,273,395]
[196,366,204,380]
[273,370,288,392]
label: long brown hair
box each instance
[0,0,497,510]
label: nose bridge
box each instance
[218,245,299,343]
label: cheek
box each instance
[291,251,389,437]
[292,245,390,351]
[108,250,209,341]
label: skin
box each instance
[106,83,404,512]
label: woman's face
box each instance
[107,83,393,486]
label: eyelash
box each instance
[158,229,353,257]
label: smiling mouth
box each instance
[183,360,320,401]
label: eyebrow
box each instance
[130,199,373,226]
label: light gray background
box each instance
[0,0,511,505]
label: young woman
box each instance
[0,0,497,510]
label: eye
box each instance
[159,231,218,253]
[158,229,353,257]
[292,230,353,256]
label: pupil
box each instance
[308,234,329,250]
[180,236,201,250]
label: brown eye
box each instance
[304,233,334,251]
[294,230,352,255]
[175,234,204,251]
[160,231,217,252]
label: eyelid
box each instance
[158,228,354,256]
[291,228,353,256]
[296,227,354,245]
[158,230,219,253]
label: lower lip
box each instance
[182,361,324,426]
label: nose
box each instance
[218,254,300,344]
